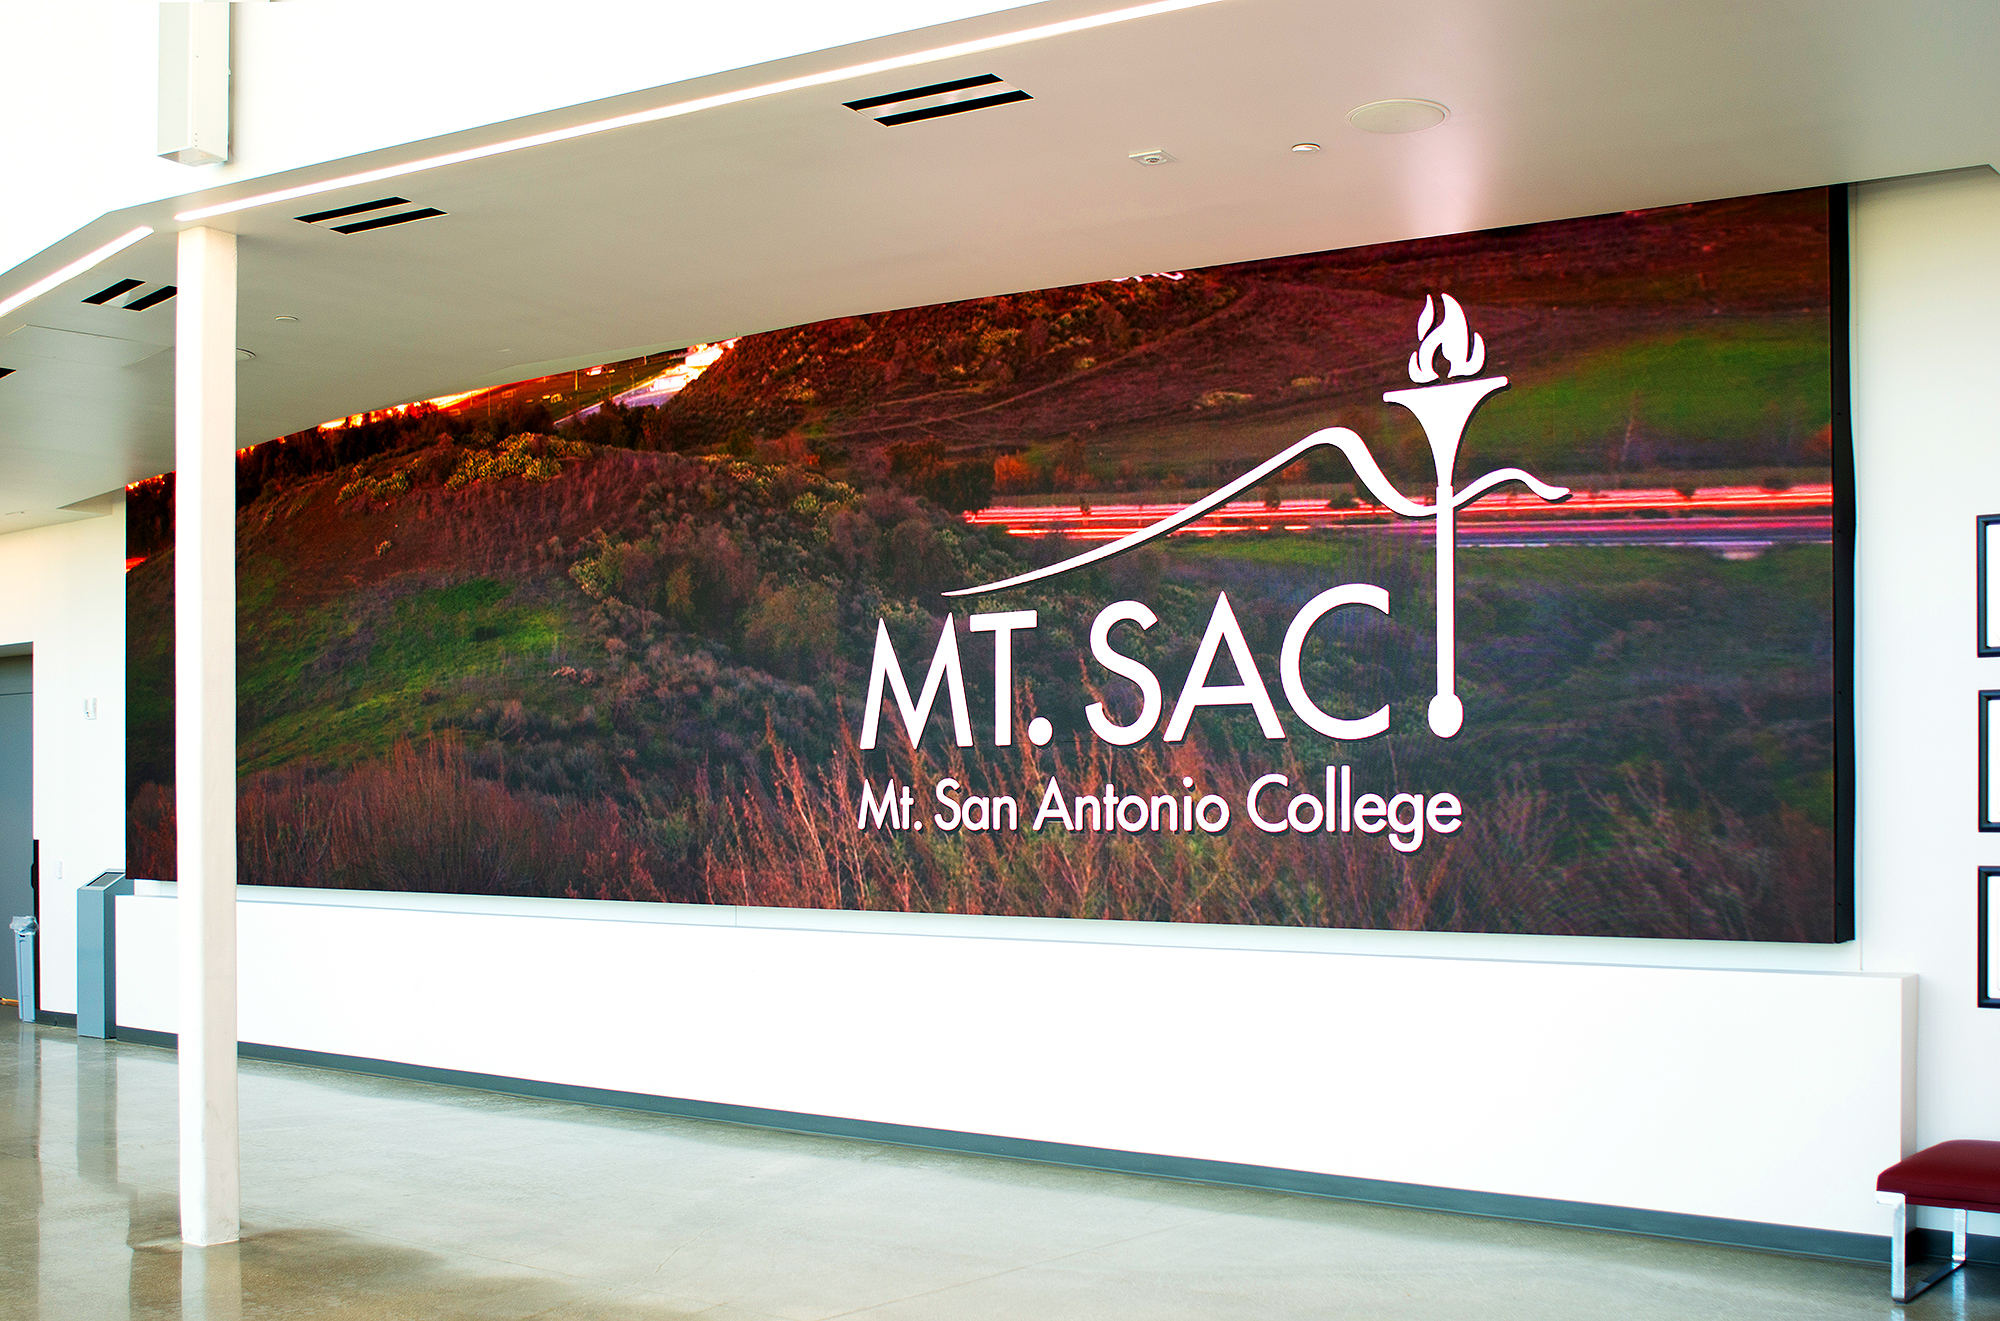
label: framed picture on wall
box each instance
[1979,515,2000,656]
[1984,692,2000,832]
[1980,868,2000,1008]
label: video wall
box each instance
[127,187,1849,941]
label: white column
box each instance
[174,225,240,1247]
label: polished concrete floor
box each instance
[3,1018,1995,1321]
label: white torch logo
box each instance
[947,295,1571,738]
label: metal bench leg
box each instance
[1878,1193,1970,1304]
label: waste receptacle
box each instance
[9,915,34,1023]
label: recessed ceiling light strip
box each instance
[173,0,1231,223]
[0,226,155,321]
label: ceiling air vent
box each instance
[296,197,448,235]
[125,286,177,311]
[845,74,1031,126]
[81,279,175,311]
[82,279,144,305]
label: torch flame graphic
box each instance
[1408,293,1486,383]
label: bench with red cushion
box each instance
[1877,1140,2000,1301]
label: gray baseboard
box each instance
[110,1026,1926,1268]
[1916,1227,2000,1266]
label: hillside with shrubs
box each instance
[125,188,1839,939]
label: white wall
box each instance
[1852,165,2000,1231]
[113,883,1912,1236]
[0,498,128,1014]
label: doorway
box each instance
[0,654,32,1004]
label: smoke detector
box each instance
[1128,149,1175,166]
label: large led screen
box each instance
[128,187,1851,941]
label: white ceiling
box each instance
[0,0,1993,531]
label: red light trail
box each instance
[965,483,1834,546]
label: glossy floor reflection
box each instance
[2,1017,1994,1321]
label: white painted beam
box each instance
[174,224,239,1247]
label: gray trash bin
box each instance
[77,872,133,1039]
[9,915,34,1023]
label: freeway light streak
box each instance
[966,483,1835,548]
